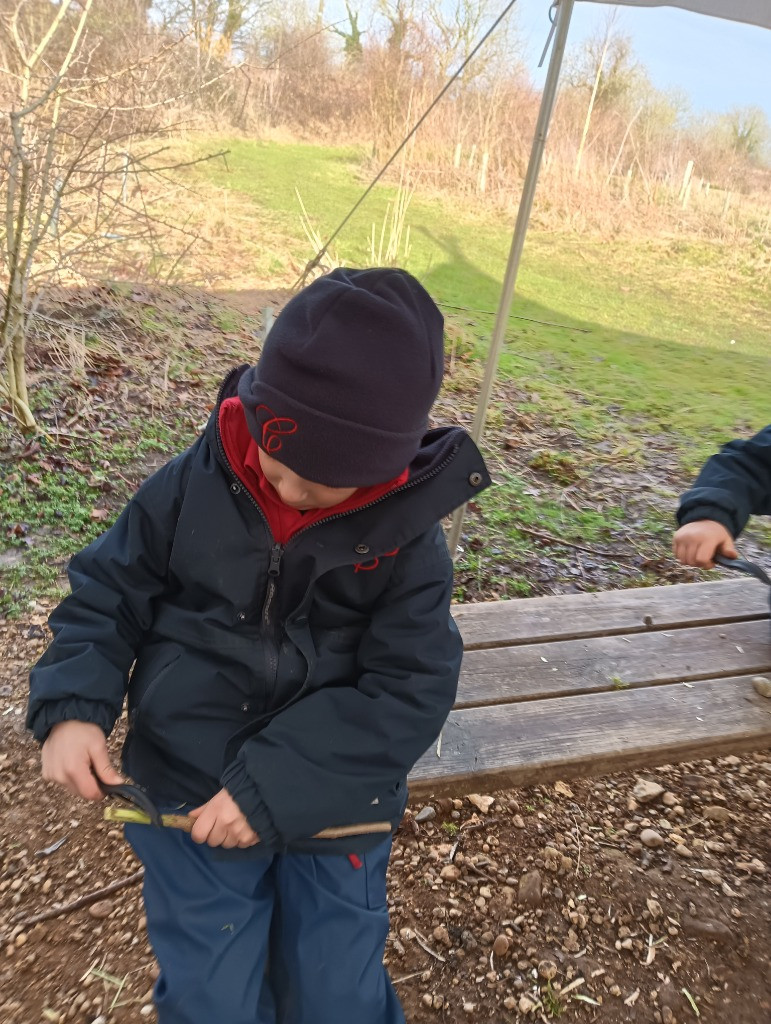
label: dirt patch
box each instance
[210,287,293,317]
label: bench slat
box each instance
[453,579,769,649]
[409,675,771,797]
[457,619,771,707]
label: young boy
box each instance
[27,267,491,1024]
[673,424,771,567]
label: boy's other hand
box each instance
[189,789,260,849]
[41,721,123,801]
[672,520,738,569]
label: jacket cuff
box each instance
[677,504,737,537]
[221,760,281,848]
[27,699,118,744]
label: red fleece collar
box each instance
[219,398,409,545]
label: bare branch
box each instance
[65,60,245,113]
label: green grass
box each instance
[0,393,182,617]
[185,138,770,462]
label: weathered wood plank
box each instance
[456,619,771,707]
[409,675,771,797]
[453,579,769,649]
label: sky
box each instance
[500,1,770,120]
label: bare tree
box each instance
[0,0,232,430]
[154,0,268,61]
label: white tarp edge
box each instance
[583,1,771,31]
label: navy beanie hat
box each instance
[238,267,445,487]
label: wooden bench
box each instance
[410,579,771,797]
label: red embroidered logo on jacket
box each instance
[354,548,400,573]
[256,404,297,454]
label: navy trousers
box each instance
[126,825,405,1024]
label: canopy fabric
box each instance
[584,1,771,30]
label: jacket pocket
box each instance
[128,651,181,725]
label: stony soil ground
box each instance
[2,607,769,1024]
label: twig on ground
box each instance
[413,929,447,963]
[11,869,144,927]
[515,525,637,565]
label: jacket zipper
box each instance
[213,379,285,702]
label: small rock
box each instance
[662,791,678,807]
[645,898,663,920]
[414,805,436,823]
[706,840,727,853]
[479,885,493,899]
[433,925,451,947]
[463,1002,477,1014]
[467,793,495,814]
[674,844,693,858]
[662,1007,676,1024]
[503,996,517,1010]
[422,993,434,1008]
[682,915,732,943]
[736,858,766,875]
[538,959,558,980]
[512,814,525,829]
[554,780,574,798]
[518,869,542,908]
[697,869,723,885]
[492,934,510,957]
[633,779,664,804]
[88,900,113,920]
[519,994,537,1014]
[139,1009,154,1020]
[704,805,732,823]
[640,828,665,848]
[542,846,561,871]
[399,927,415,940]
[440,865,461,882]
[752,675,771,698]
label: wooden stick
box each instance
[103,807,393,839]
[11,870,144,928]
[515,525,636,564]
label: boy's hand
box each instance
[672,520,738,569]
[188,789,260,849]
[41,721,123,802]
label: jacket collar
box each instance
[205,366,491,559]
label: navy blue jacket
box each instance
[28,368,491,853]
[677,424,771,537]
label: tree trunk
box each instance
[1,293,36,431]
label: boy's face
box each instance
[258,448,358,510]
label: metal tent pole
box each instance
[448,0,576,558]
